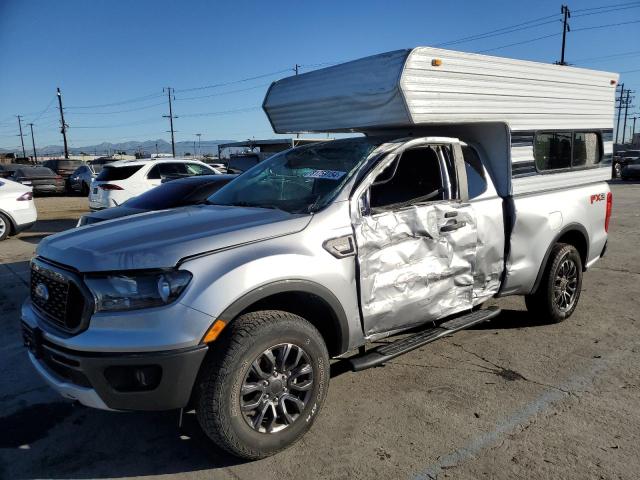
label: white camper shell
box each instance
[264,47,617,196]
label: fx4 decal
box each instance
[590,193,606,204]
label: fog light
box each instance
[104,365,162,392]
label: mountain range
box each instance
[0,139,236,157]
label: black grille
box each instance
[30,260,87,332]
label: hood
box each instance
[82,206,146,224]
[38,205,311,272]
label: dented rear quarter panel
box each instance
[502,170,610,295]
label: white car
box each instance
[88,159,220,210]
[0,178,37,241]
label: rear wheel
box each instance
[525,243,582,323]
[0,213,10,241]
[81,182,90,196]
[195,310,329,459]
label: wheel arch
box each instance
[530,223,589,294]
[217,280,350,357]
[0,208,17,235]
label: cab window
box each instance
[369,146,445,214]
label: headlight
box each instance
[85,270,192,312]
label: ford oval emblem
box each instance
[34,283,49,302]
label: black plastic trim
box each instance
[24,322,208,411]
[218,279,350,355]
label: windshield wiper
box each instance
[207,201,288,213]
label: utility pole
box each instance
[27,123,37,163]
[196,133,201,157]
[16,115,26,158]
[558,5,571,66]
[615,83,625,144]
[163,87,177,157]
[630,115,639,143]
[294,64,300,138]
[56,87,69,159]
[621,90,634,144]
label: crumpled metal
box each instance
[355,203,477,335]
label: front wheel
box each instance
[525,243,583,323]
[195,310,330,459]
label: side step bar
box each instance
[348,307,501,372]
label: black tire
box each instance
[525,243,582,323]
[81,182,90,196]
[0,213,10,241]
[195,310,330,459]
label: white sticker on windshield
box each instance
[304,169,346,180]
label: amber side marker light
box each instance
[610,79,617,85]
[202,319,227,343]
[431,58,442,67]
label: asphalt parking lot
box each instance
[1,182,639,480]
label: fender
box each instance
[217,279,351,355]
[530,223,589,294]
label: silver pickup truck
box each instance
[21,48,616,459]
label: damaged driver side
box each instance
[353,139,478,337]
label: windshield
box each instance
[207,138,379,214]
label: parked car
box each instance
[613,149,640,178]
[69,164,101,196]
[88,159,220,210]
[78,174,237,226]
[0,163,21,179]
[22,48,615,459]
[620,157,640,180]
[0,178,37,241]
[10,167,65,195]
[41,159,85,187]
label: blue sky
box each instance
[1,0,639,151]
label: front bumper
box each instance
[22,321,208,411]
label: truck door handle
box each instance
[444,211,458,218]
[440,221,466,233]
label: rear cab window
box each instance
[97,165,143,181]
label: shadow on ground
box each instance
[0,403,248,479]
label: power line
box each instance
[174,83,271,102]
[179,106,261,118]
[477,18,640,54]
[572,49,640,63]
[436,15,560,48]
[572,1,640,13]
[30,96,57,124]
[477,32,561,53]
[571,18,640,32]
[66,101,166,115]
[69,117,165,129]
[66,92,164,110]
[573,3,640,18]
[175,69,291,93]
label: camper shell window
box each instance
[534,131,603,173]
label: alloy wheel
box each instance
[554,258,578,312]
[240,343,314,433]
